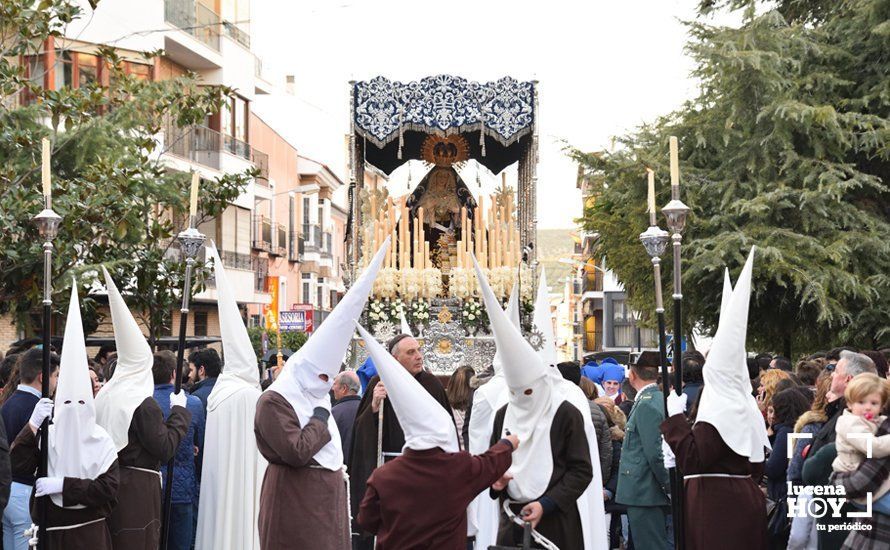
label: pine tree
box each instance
[572,0,890,355]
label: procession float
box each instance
[344,75,541,374]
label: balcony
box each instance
[302,223,321,252]
[251,148,269,186]
[320,231,333,258]
[222,21,250,49]
[164,0,221,51]
[288,231,302,263]
[271,223,287,257]
[252,216,272,252]
[223,134,251,160]
[163,123,223,170]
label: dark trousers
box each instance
[166,502,195,550]
[627,505,671,550]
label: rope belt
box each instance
[684,473,751,480]
[124,465,162,488]
[502,499,560,550]
[47,517,105,532]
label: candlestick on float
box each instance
[161,172,206,550]
[33,137,62,550]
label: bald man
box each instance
[332,371,362,459]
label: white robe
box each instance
[467,375,508,549]
[195,383,267,550]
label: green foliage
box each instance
[0,1,254,343]
[247,326,308,360]
[571,0,890,355]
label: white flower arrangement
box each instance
[368,299,387,322]
[400,268,422,301]
[373,267,401,299]
[489,266,515,300]
[449,268,474,300]
[422,267,442,299]
[461,299,486,330]
[410,300,430,324]
[389,298,406,320]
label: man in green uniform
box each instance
[616,358,671,549]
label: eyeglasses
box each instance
[825,363,836,372]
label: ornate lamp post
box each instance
[662,197,690,395]
[160,178,206,550]
[32,204,61,550]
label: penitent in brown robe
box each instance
[348,371,452,550]
[490,401,592,550]
[108,397,190,550]
[254,391,350,550]
[357,440,514,550]
[660,415,767,550]
[10,426,119,550]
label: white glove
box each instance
[34,477,64,497]
[666,392,687,417]
[170,391,187,409]
[28,398,54,431]
[662,437,676,469]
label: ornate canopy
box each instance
[352,75,536,175]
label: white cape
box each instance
[196,384,267,550]
[467,375,508,547]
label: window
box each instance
[221,94,249,143]
[302,197,311,224]
[317,277,325,309]
[611,298,634,348]
[193,310,209,337]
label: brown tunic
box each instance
[357,441,513,549]
[661,415,767,550]
[10,425,119,550]
[108,397,190,550]
[348,371,452,549]
[254,391,350,550]
[491,401,592,550]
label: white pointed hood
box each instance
[473,256,547,390]
[94,267,155,451]
[533,269,559,369]
[356,323,458,453]
[720,268,732,322]
[267,237,390,470]
[208,243,260,411]
[490,279,520,375]
[399,310,413,337]
[50,283,118,508]
[697,247,770,462]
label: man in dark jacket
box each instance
[188,348,221,413]
[1,348,59,550]
[331,371,361,459]
[152,351,205,550]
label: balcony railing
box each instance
[252,148,269,186]
[220,250,253,271]
[252,216,272,252]
[223,134,251,160]
[583,272,603,293]
[222,20,250,48]
[302,223,321,252]
[164,122,221,169]
[164,0,221,51]
[320,231,333,258]
[289,231,302,263]
[271,223,287,256]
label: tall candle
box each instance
[189,171,200,221]
[669,136,680,194]
[647,168,656,225]
[424,242,430,272]
[41,138,51,200]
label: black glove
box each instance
[311,407,330,423]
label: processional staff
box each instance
[30,138,63,550]
[160,172,206,550]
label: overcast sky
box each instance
[251,0,728,229]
